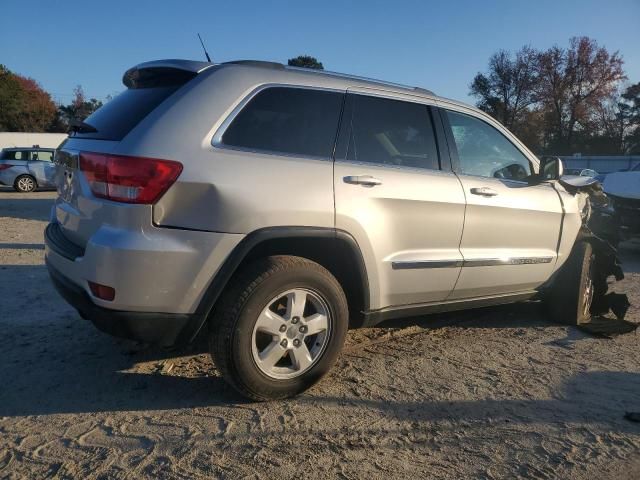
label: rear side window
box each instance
[221,87,343,158]
[72,86,182,141]
[0,150,27,160]
[31,150,54,161]
[340,94,439,170]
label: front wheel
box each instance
[14,175,37,193]
[546,241,595,325]
[209,256,349,401]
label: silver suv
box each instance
[45,59,595,400]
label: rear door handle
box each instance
[343,175,383,187]
[470,187,498,197]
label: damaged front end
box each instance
[559,176,632,332]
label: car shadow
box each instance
[296,371,640,435]
[378,300,554,330]
[0,242,45,250]
[0,193,54,221]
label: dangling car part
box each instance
[547,173,631,328]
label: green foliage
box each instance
[0,65,57,132]
[287,55,324,70]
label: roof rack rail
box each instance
[286,66,435,95]
[413,86,435,95]
[219,61,436,95]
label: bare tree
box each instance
[470,46,539,132]
[536,37,626,153]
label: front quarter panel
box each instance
[554,185,583,272]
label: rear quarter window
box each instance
[0,150,27,160]
[220,87,344,159]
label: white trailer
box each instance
[0,132,68,150]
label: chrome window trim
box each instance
[345,88,437,107]
[393,256,554,270]
[211,83,345,161]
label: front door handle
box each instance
[470,187,498,197]
[343,175,383,187]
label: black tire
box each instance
[209,255,349,401]
[14,175,37,193]
[546,241,594,325]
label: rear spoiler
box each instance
[123,59,214,89]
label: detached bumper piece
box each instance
[46,260,202,347]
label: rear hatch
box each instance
[54,60,211,248]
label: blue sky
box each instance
[1,0,639,105]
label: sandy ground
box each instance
[0,188,639,479]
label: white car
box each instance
[602,163,640,238]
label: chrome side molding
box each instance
[392,260,464,269]
[392,256,553,270]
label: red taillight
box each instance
[88,281,116,301]
[0,164,16,171]
[79,152,182,204]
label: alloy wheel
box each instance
[251,288,331,380]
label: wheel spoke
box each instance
[255,309,285,335]
[290,343,313,371]
[304,313,328,335]
[286,290,307,320]
[258,341,286,370]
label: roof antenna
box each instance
[197,33,212,63]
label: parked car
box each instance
[45,59,608,400]
[602,163,640,238]
[0,147,57,192]
[563,168,598,178]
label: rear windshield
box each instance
[71,86,181,140]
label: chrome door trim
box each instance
[392,260,463,270]
[393,256,553,269]
[463,257,554,267]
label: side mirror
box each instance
[537,156,564,181]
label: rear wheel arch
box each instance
[183,227,370,344]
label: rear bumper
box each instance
[47,257,202,346]
[44,219,244,346]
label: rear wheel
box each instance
[209,255,349,401]
[14,175,37,193]
[546,241,595,325]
